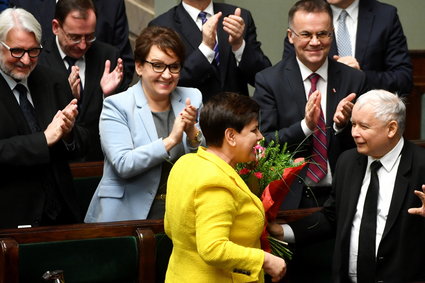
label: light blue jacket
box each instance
[85,81,203,222]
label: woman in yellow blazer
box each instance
[165,93,286,282]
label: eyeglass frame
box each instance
[59,24,96,44]
[143,60,182,74]
[1,41,43,59]
[289,28,333,41]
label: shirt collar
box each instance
[368,137,404,173]
[182,1,214,23]
[0,68,29,91]
[297,57,329,83]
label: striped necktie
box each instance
[306,73,328,183]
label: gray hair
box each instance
[0,8,42,44]
[355,89,406,134]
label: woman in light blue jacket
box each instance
[85,26,203,222]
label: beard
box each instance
[0,58,36,81]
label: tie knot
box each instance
[370,160,382,172]
[198,11,208,25]
[339,10,348,21]
[308,73,320,84]
[15,83,27,95]
[64,56,77,67]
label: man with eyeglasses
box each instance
[283,0,412,96]
[253,0,368,281]
[38,0,128,161]
[0,8,88,228]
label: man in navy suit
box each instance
[149,0,271,102]
[38,0,129,161]
[271,89,425,282]
[254,0,368,210]
[9,0,134,86]
[283,0,412,96]
[0,8,87,228]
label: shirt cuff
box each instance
[232,40,246,66]
[333,122,345,134]
[301,119,313,136]
[282,224,295,244]
[199,42,215,64]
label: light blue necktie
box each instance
[337,10,352,57]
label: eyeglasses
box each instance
[144,60,181,74]
[1,41,42,59]
[61,27,96,44]
[289,28,333,41]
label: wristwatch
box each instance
[191,130,202,144]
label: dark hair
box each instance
[134,26,185,64]
[200,92,260,147]
[54,0,96,24]
[288,0,333,28]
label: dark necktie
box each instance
[64,55,83,107]
[357,160,383,282]
[306,73,328,183]
[337,10,352,57]
[198,11,220,65]
[15,83,41,133]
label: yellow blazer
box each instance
[165,147,266,283]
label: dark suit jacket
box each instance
[253,56,368,209]
[0,65,87,229]
[9,0,134,88]
[149,2,271,102]
[39,39,123,161]
[283,0,412,95]
[291,140,425,282]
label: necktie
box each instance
[64,55,77,74]
[198,11,220,65]
[357,160,382,282]
[306,73,328,183]
[15,83,41,133]
[337,10,352,57]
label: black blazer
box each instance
[253,56,368,209]
[291,140,425,282]
[0,65,87,228]
[149,2,271,102]
[283,0,412,95]
[9,0,134,89]
[38,39,124,161]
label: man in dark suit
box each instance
[0,8,87,228]
[254,0,368,210]
[271,89,425,282]
[283,0,413,96]
[38,0,128,161]
[149,0,271,102]
[9,0,134,86]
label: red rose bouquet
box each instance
[236,139,306,260]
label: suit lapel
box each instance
[0,74,30,133]
[175,4,203,51]
[355,0,374,64]
[340,154,367,251]
[133,82,158,143]
[285,57,306,119]
[382,142,411,239]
